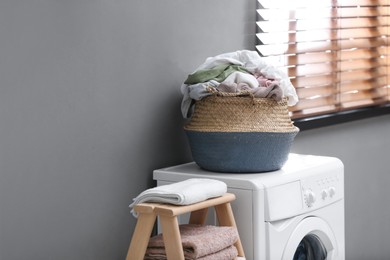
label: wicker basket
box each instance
[184,92,299,173]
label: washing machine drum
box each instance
[293,234,327,260]
[282,217,339,260]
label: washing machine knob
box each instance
[321,189,328,200]
[328,187,336,198]
[304,189,316,207]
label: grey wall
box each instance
[0,0,389,260]
[0,0,256,259]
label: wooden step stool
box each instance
[126,193,245,260]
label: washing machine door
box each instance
[282,217,338,260]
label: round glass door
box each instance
[282,217,338,260]
[293,233,327,260]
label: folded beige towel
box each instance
[144,245,237,260]
[144,224,239,259]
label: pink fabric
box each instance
[253,72,283,101]
[144,224,239,260]
[217,82,252,93]
[216,72,283,101]
[144,245,238,260]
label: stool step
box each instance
[153,193,236,216]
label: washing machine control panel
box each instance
[301,172,343,210]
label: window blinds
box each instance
[256,0,390,119]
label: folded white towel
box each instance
[129,178,227,217]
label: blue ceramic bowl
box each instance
[185,130,299,173]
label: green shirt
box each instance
[184,64,250,85]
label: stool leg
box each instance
[159,215,185,260]
[126,212,156,260]
[189,208,208,225]
[215,203,245,257]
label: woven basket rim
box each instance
[183,127,300,133]
[206,87,285,98]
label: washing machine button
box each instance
[321,189,329,200]
[328,186,336,198]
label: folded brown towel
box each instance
[144,245,238,260]
[144,224,239,259]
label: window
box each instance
[256,0,390,128]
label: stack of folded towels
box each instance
[129,178,240,259]
[144,224,239,260]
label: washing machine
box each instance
[153,153,345,260]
